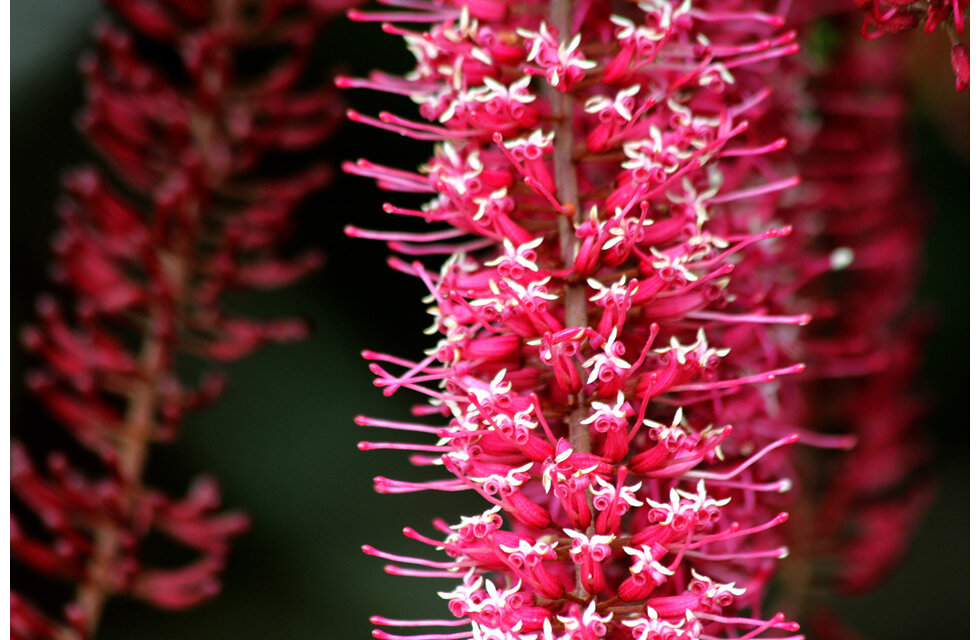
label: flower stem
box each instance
[549,0,591,459]
[74,332,167,635]
[72,9,220,628]
[549,0,594,603]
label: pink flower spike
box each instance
[13,1,346,635]
[344,0,936,637]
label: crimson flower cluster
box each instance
[785,29,934,601]
[695,7,945,629]
[342,1,847,639]
[11,1,349,638]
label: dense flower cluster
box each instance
[784,29,934,601]
[690,8,945,629]
[344,1,840,639]
[11,1,349,638]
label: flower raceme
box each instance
[781,28,935,603]
[343,1,825,639]
[11,1,350,638]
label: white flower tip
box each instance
[830,246,855,270]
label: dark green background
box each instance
[11,2,968,638]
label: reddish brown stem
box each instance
[548,0,596,603]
